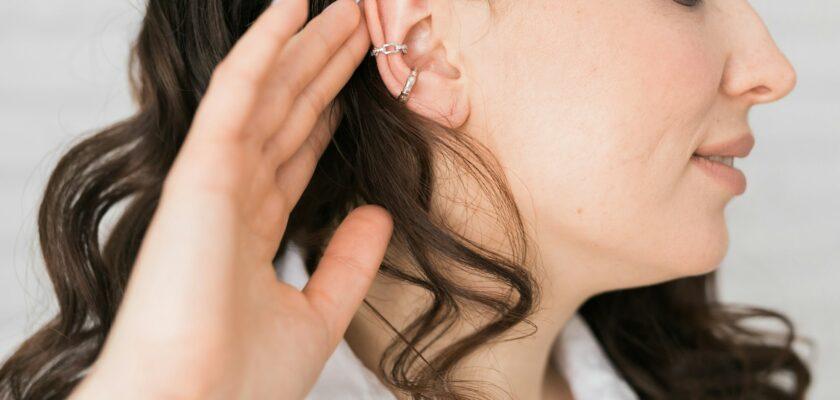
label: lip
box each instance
[691,155,747,195]
[694,134,755,158]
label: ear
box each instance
[360,0,470,128]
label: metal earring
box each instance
[397,67,418,103]
[369,42,416,103]
[370,42,409,57]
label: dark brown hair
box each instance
[0,1,811,399]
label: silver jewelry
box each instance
[397,67,418,103]
[370,42,408,57]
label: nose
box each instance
[719,3,798,105]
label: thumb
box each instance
[302,204,393,348]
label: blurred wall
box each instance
[1,1,837,398]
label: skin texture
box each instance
[349,0,797,399]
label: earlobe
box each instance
[361,0,470,129]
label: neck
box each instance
[344,255,592,400]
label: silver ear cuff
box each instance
[370,42,408,57]
[370,41,417,104]
[397,67,418,103]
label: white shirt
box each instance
[275,242,639,400]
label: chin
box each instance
[665,222,731,282]
[620,222,732,290]
[591,231,730,293]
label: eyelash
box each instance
[673,0,704,7]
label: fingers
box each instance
[218,0,309,88]
[236,105,341,251]
[263,4,370,167]
[245,0,363,144]
[185,0,310,146]
[272,102,342,208]
[263,3,370,218]
[187,0,362,147]
[302,205,393,348]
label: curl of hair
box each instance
[0,1,811,399]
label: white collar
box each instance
[275,242,638,400]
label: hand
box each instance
[69,1,390,399]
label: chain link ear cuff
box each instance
[370,42,408,57]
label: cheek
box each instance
[477,3,726,283]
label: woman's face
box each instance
[366,0,797,293]
[461,0,796,288]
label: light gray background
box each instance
[1,0,837,398]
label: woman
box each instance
[0,0,811,399]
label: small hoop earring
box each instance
[397,67,418,104]
[370,42,408,57]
